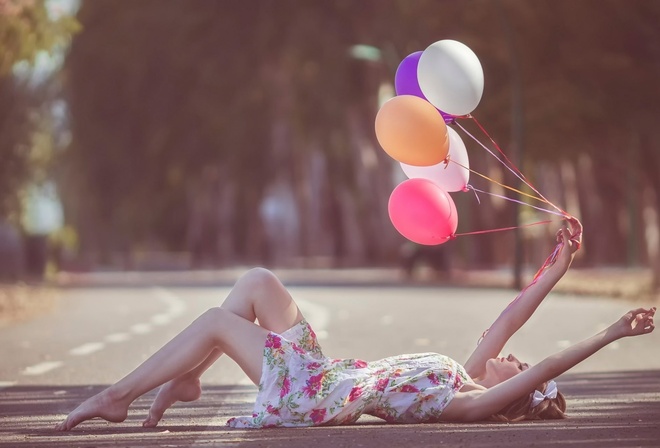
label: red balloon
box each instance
[388,178,458,245]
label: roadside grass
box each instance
[0,283,60,328]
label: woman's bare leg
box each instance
[144,268,304,427]
[55,307,268,431]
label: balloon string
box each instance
[494,241,564,321]
[465,115,529,184]
[452,120,544,203]
[448,159,548,204]
[467,187,566,217]
[466,184,482,205]
[452,116,573,287]
[453,220,553,237]
[531,242,563,282]
[465,115,569,216]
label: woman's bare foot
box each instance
[55,387,130,431]
[142,376,202,428]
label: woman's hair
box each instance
[488,381,567,422]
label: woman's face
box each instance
[485,354,530,384]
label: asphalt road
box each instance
[1,274,659,447]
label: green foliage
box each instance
[0,0,79,219]
[0,0,79,75]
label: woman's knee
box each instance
[238,267,281,292]
[201,307,242,341]
[202,306,230,325]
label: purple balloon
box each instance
[439,111,455,124]
[395,51,425,98]
[395,51,456,124]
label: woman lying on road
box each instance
[56,220,656,430]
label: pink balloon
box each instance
[388,178,458,245]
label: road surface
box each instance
[0,273,658,447]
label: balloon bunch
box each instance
[377,39,575,247]
[376,40,484,245]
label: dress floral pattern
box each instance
[227,319,471,428]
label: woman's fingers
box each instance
[565,217,583,250]
[567,217,583,235]
[628,307,652,316]
[558,226,580,253]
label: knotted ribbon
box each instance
[531,380,558,408]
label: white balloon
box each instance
[417,40,484,116]
[400,127,469,192]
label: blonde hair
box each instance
[488,381,567,422]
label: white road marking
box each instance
[151,314,172,326]
[151,287,187,318]
[105,332,131,343]
[0,381,16,390]
[69,342,105,356]
[22,361,63,376]
[13,287,188,380]
[131,323,152,334]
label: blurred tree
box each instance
[0,0,78,218]
[61,0,660,282]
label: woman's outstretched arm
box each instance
[464,220,582,378]
[448,306,655,421]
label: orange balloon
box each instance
[375,95,449,166]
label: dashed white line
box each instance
[131,323,152,335]
[105,332,131,343]
[22,361,63,376]
[150,287,186,318]
[69,342,105,356]
[13,288,188,380]
[151,314,172,326]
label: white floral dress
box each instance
[226,319,471,428]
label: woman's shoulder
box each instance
[437,384,487,422]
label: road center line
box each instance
[131,323,152,334]
[105,332,131,343]
[151,314,172,326]
[150,287,187,318]
[22,361,63,376]
[69,342,105,356]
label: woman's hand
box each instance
[556,217,582,253]
[555,226,578,269]
[566,216,583,250]
[611,307,656,339]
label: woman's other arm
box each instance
[447,306,655,422]
[463,220,582,378]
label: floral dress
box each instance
[226,319,471,428]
